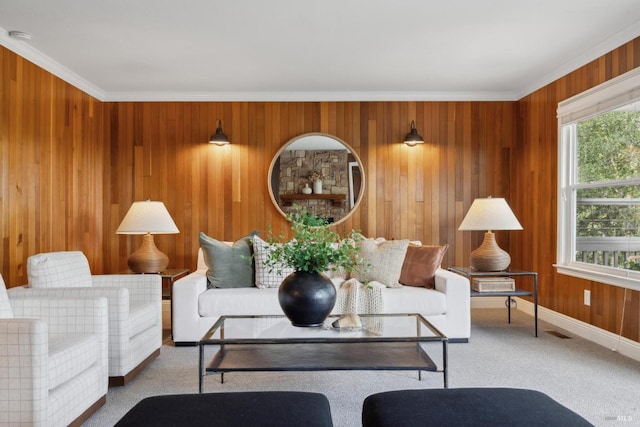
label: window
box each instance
[557,68,640,290]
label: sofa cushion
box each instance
[252,236,295,289]
[399,244,449,289]
[198,287,283,317]
[48,333,100,390]
[350,238,409,288]
[379,285,447,316]
[200,231,257,289]
[27,251,93,288]
[197,285,446,318]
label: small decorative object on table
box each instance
[472,277,515,292]
[302,183,312,194]
[309,171,325,194]
[332,313,362,329]
[264,205,363,327]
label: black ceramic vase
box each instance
[278,271,337,327]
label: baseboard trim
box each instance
[511,298,640,362]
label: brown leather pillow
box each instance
[399,244,449,289]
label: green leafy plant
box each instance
[264,206,364,275]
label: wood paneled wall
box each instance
[102,101,517,277]
[513,38,640,342]
[0,47,105,286]
[2,37,640,343]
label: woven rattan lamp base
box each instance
[469,231,510,271]
[127,233,169,273]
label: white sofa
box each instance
[172,248,470,344]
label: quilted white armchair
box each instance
[0,274,108,426]
[9,251,162,386]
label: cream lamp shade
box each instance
[116,200,179,273]
[458,197,522,271]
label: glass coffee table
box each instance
[198,313,448,392]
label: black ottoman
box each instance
[116,391,333,426]
[362,388,593,427]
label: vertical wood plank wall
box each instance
[512,38,640,342]
[102,101,517,277]
[2,37,640,343]
[0,47,105,285]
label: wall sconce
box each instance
[116,200,180,273]
[209,120,230,146]
[458,197,523,271]
[404,120,424,146]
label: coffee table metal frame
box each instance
[198,313,448,393]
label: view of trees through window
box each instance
[575,103,640,270]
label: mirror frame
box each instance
[267,132,366,227]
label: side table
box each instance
[448,267,538,337]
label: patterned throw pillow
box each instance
[252,236,295,289]
[350,238,410,288]
[199,231,257,289]
[399,244,449,289]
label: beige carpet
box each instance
[84,309,640,426]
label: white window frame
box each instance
[556,67,640,291]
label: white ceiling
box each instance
[1,0,640,102]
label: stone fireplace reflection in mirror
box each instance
[268,133,365,226]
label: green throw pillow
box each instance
[199,231,258,289]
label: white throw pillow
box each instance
[350,238,410,288]
[252,236,295,289]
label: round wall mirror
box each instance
[268,133,365,226]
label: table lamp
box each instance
[116,200,179,273]
[458,197,522,271]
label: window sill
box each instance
[554,264,640,291]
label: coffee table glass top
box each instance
[200,313,446,344]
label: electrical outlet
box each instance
[584,290,591,306]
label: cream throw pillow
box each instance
[350,238,410,288]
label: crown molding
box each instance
[515,20,640,100]
[1,28,106,100]
[102,90,518,102]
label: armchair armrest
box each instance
[10,295,108,337]
[93,274,161,305]
[9,287,130,356]
[0,318,49,417]
[8,296,109,370]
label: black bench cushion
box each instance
[362,388,593,427]
[116,391,333,427]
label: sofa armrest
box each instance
[432,268,470,340]
[172,270,208,343]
